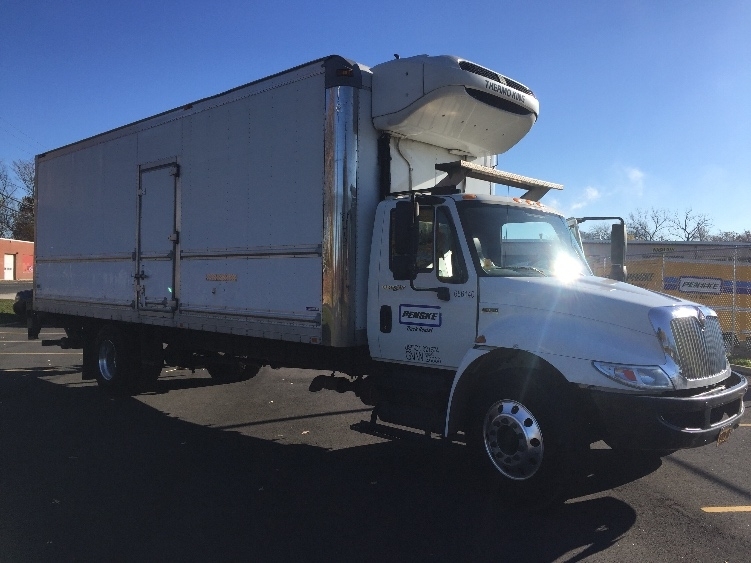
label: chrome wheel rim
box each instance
[98,339,117,382]
[483,399,544,480]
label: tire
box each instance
[207,355,261,383]
[468,374,581,507]
[93,325,138,394]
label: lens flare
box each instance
[552,253,583,281]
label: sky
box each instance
[1,0,749,235]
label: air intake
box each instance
[459,61,534,96]
[458,61,503,83]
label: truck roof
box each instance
[36,55,359,162]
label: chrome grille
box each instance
[671,316,727,379]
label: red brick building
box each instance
[1,238,34,280]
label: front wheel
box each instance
[468,377,581,506]
[480,398,545,481]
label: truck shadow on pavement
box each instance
[0,369,649,562]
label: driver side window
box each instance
[389,205,467,284]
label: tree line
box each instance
[580,207,750,243]
[0,158,34,241]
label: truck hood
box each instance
[479,275,694,336]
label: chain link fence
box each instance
[583,241,751,351]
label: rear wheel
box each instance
[94,325,138,394]
[468,374,581,507]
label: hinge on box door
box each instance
[168,231,179,243]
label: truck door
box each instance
[136,162,179,313]
[376,203,478,369]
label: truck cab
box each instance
[362,172,745,498]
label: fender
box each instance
[443,345,557,437]
[444,347,487,436]
[443,307,666,436]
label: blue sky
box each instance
[1,0,749,234]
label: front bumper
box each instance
[588,371,747,450]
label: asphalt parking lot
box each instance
[1,321,750,562]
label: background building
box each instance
[584,240,751,348]
[0,238,34,280]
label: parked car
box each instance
[13,289,32,321]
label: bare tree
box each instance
[627,207,670,241]
[707,230,751,243]
[0,161,16,238]
[11,195,34,241]
[668,208,713,241]
[10,159,35,241]
[11,158,35,197]
[0,158,36,240]
[579,223,612,240]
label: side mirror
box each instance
[393,201,417,280]
[610,223,627,282]
[394,201,416,255]
[392,256,413,281]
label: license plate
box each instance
[717,425,733,446]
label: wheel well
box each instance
[446,348,577,436]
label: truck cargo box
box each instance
[35,57,376,346]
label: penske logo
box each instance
[399,304,442,328]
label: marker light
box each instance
[593,361,674,390]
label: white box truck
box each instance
[32,54,746,500]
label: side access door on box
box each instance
[136,161,180,313]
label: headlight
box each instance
[592,361,674,390]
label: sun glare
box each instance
[552,253,583,282]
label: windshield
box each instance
[456,201,592,279]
